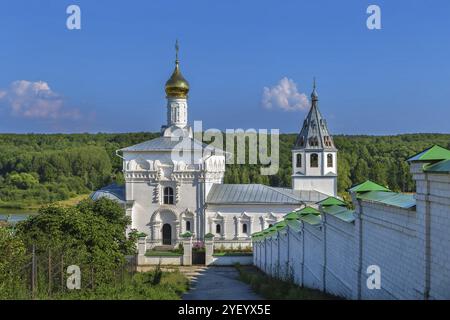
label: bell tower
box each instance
[162,40,192,138]
[291,79,338,196]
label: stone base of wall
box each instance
[137,255,183,266]
[209,255,253,266]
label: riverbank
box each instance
[0,194,90,214]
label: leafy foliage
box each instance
[15,198,134,286]
[0,132,449,208]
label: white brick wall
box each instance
[253,166,450,300]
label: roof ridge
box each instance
[265,185,303,202]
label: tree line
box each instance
[0,132,449,208]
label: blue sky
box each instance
[0,0,449,134]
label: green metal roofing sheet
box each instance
[317,196,346,207]
[297,206,320,216]
[349,180,391,193]
[299,213,322,225]
[357,191,416,209]
[424,159,450,173]
[283,211,301,220]
[322,205,356,223]
[334,211,356,223]
[286,219,301,230]
[322,204,349,215]
[407,145,450,162]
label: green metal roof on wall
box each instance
[349,180,391,193]
[322,205,356,223]
[357,191,416,209]
[424,159,450,173]
[317,196,346,207]
[298,213,322,225]
[283,211,300,220]
[407,145,450,162]
[286,219,302,230]
[297,206,320,216]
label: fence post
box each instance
[182,236,193,266]
[31,244,36,299]
[48,248,52,297]
[205,234,214,266]
[61,255,64,292]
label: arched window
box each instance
[296,154,302,168]
[327,154,333,168]
[215,224,221,234]
[268,224,273,228]
[310,153,319,168]
[163,187,174,204]
[242,223,248,234]
[186,221,191,231]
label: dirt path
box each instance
[182,266,263,300]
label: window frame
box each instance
[163,186,174,205]
[310,153,319,168]
[327,154,333,168]
[296,153,302,168]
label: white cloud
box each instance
[0,80,81,119]
[262,77,310,112]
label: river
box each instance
[0,210,36,224]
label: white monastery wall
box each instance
[253,166,450,300]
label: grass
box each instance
[236,265,340,300]
[0,194,90,213]
[3,269,190,300]
[145,250,183,257]
[54,269,189,300]
[213,252,253,256]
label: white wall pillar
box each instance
[182,236,192,266]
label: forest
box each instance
[0,132,449,209]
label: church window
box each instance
[327,154,333,167]
[296,154,302,168]
[242,223,248,234]
[163,187,174,204]
[310,153,319,168]
[309,137,319,147]
[216,224,221,234]
[186,221,191,232]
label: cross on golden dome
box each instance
[165,40,190,99]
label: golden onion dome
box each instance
[165,40,190,98]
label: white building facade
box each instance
[97,46,337,249]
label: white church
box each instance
[92,45,338,248]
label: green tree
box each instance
[0,226,28,299]
[353,159,369,184]
[16,198,134,286]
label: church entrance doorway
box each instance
[162,224,172,245]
